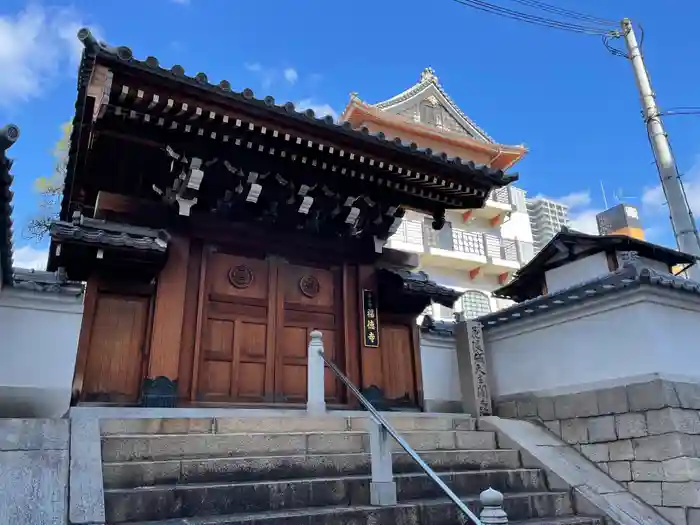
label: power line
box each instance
[451,0,616,35]
[503,0,617,27]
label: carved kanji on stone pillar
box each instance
[455,315,493,416]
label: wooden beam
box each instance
[71,276,100,401]
[147,234,191,382]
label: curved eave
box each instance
[341,99,527,172]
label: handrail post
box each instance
[368,419,397,506]
[480,487,508,524]
[307,330,326,415]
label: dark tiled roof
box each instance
[494,228,697,302]
[0,124,19,286]
[480,263,700,329]
[50,216,170,253]
[61,29,516,219]
[379,267,464,307]
[420,315,458,337]
[11,268,84,296]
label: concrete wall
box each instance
[0,287,83,418]
[495,378,700,525]
[420,333,462,413]
[484,287,700,398]
[544,252,609,294]
[0,419,69,525]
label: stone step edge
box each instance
[102,448,520,466]
[101,429,492,438]
[104,468,544,493]
[123,493,581,525]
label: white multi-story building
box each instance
[526,197,571,252]
[342,68,535,322]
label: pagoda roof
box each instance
[60,30,518,224]
[340,68,527,171]
[0,124,19,286]
[372,67,494,143]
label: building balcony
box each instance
[386,220,535,278]
[466,187,514,222]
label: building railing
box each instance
[305,330,508,524]
[488,187,512,205]
[388,219,535,267]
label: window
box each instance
[461,291,492,319]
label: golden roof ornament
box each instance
[420,67,438,83]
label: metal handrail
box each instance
[318,350,483,525]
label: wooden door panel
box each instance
[198,318,233,397]
[282,264,335,308]
[83,294,149,402]
[276,262,342,404]
[195,250,347,405]
[208,252,269,302]
[233,320,268,400]
[276,326,339,402]
[379,325,418,404]
[198,316,270,401]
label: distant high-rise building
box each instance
[596,204,644,240]
[526,197,571,252]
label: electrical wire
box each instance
[451,0,616,35]
[503,0,617,27]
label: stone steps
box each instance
[101,429,497,462]
[96,413,602,524]
[110,492,594,524]
[105,468,556,522]
[127,515,602,525]
[99,414,478,435]
[103,448,522,488]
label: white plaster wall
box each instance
[420,334,462,408]
[0,288,83,417]
[635,255,670,274]
[484,288,700,398]
[544,252,609,294]
[419,265,502,319]
[500,210,534,244]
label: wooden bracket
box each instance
[469,267,481,280]
[498,272,510,285]
[462,210,473,223]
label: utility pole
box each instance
[621,18,700,279]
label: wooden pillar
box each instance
[144,234,190,406]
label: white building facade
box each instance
[387,187,535,321]
[526,197,570,252]
[342,68,536,324]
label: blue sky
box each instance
[2,0,700,269]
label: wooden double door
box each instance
[194,249,343,404]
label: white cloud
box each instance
[12,246,48,271]
[284,68,298,85]
[244,62,262,73]
[568,208,603,235]
[642,156,700,217]
[558,191,592,209]
[0,5,89,106]
[296,99,337,120]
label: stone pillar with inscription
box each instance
[454,315,493,417]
